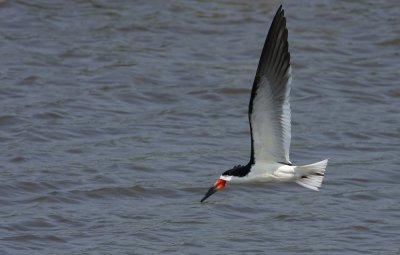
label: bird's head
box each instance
[200,177,228,203]
[200,165,249,202]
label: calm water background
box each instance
[1,0,399,254]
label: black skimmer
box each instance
[201,5,328,203]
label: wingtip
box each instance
[277,4,284,15]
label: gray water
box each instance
[1,0,399,254]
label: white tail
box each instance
[295,159,329,191]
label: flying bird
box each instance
[201,5,328,203]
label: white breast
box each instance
[229,162,297,183]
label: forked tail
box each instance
[295,159,329,191]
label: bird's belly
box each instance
[230,163,297,183]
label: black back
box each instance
[222,163,252,177]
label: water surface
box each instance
[0,0,399,254]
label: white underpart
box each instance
[228,162,296,184]
[224,159,329,191]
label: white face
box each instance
[219,175,232,181]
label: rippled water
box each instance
[1,0,399,254]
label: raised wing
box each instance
[248,5,292,164]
